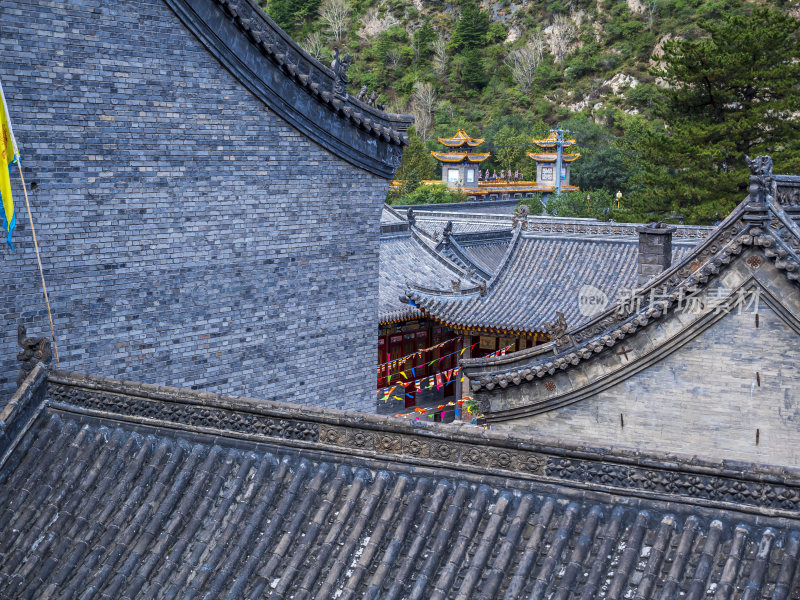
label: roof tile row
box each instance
[1,409,797,600]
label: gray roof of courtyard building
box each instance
[404,227,702,334]
[379,225,470,323]
[1,365,799,599]
[380,208,712,331]
[381,204,407,224]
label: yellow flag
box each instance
[0,79,19,249]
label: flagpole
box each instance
[17,162,59,367]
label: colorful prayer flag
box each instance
[0,79,19,249]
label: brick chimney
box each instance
[636,223,676,287]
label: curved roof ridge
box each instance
[478,280,800,425]
[409,224,523,297]
[481,225,525,291]
[166,0,412,177]
[382,203,407,222]
[409,221,438,244]
[441,236,494,281]
[408,227,474,280]
[463,201,755,372]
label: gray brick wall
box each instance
[0,0,387,411]
[501,303,800,466]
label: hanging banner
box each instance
[377,336,462,374]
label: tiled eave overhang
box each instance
[166,0,412,178]
[430,152,491,163]
[406,300,548,337]
[5,365,800,518]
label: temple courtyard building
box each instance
[2,0,800,596]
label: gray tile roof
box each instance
[2,368,799,600]
[381,204,406,224]
[395,199,520,215]
[414,216,511,237]
[379,229,468,323]
[452,238,511,274]
[408,231,697,333]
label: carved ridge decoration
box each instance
[546,457,800,513]
[48,383,320,442]
[525,221,709,239]
[318,424,547,474]
[777,188,800,208]
[44,380,800,513]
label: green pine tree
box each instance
[630,6,800,223]
[460,48,487,89]
[449,0,490,53]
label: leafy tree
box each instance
[392,184,468,205]
[486,21,508,45]
[460,48,487,89]
[631,6,800,223]
[394,132,437,183]
[556,115,635,194]
[267,0,322,36]
[572,149,630,193]
[492,125,531,176]
[545,189,622,220]
[412,20,436,64]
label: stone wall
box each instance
[497,303,800,467]
[0,0,388,410]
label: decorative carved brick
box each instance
[48,383,319,442]
[460,446,487,466]
[318,425,347,446]
[545,456,800,512]
[746,255,763,269]
[348,430,374,450]
[431,442,457,461]
[46,379,800,514]
[374,433,402,453]
[402,438,430,458]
